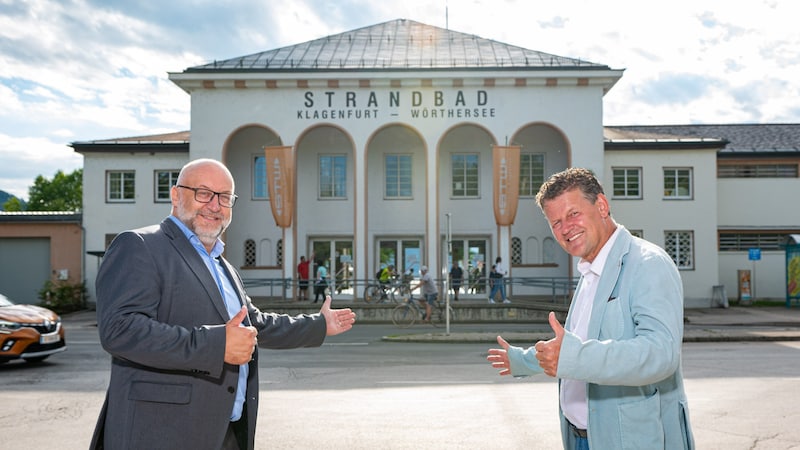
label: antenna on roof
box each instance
[446,1,449,29]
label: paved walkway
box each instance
[382,306,800,343]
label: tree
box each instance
[3,168,82,212]
[2,196,25,211]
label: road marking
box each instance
[323,342,369,346]
[377,380,486,385]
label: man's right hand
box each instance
[224,306,257,365]
[487,336,512,375]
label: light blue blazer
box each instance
[507,227,695,449]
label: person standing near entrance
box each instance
[486,167,694,449]
[449,262,463,301]
[488,256,510,303]
[90,159,356,450]
[313,260,328,303]
[296,255,311,301]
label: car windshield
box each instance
[0,294,13,307]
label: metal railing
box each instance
[243,276,578,304]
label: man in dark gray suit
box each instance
[90,159,356,450]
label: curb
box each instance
[381,329,800,344]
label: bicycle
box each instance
[391,293,456,328]
[362,282,384,303]
[363,272,412,304]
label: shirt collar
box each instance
[168,215,225,258]
[577,225,621,278]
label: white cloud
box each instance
[1,0,798,198]
[0,133,82,200]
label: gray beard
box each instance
[176,210,228,248]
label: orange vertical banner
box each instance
[493,145,521,226]
[265,145,294,228]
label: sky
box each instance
[1,0,798,201]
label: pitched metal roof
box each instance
[184,18,609,73]
[604,124,800,155]
[0,211,82,223]
[70,131,190,154]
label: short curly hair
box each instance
[535,167,606,211]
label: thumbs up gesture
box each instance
[224,307,258,365]
[534,312,565,377]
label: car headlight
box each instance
[0,319,21,332]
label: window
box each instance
[451,154,479,197]
[718,163,798,178]
[543,237,557,264]
[664,230,694,269]
[319,155,347,199]
[718,231,800,251]
[107,171,135,202]
[629,229,644,239]
[244,239,256,267]
[154,170,179,202]
[612,167,642,199]
[511,237,522,265]
[253,155,268,200]
[385,154,412,198]
[663,168,692,199]
[519,153,545,197]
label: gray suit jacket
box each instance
[90,218,326,450]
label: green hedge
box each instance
[38,280,88,314]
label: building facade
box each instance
[0,212,83,304]
[72,20,800,308]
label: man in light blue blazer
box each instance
[488,168,694,449]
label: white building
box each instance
[73,19,800,308]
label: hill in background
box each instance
[0,190,21,210]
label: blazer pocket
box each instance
[129,380,192,404]
[618,389,664,450]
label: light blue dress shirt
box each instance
[168,216,248,421]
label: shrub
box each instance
[38,280,88,314]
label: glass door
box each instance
[310,238,354,299]
[443,237,488,296]
[377,238,422,278]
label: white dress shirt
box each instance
[560,226,620,429]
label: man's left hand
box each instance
[320,296,356,336]
[534,311,564,377]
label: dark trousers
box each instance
[314,282,327,302]
[222,404,248,450]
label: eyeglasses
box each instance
[176,185,238,208]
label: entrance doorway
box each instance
[376,238,423,278]
[310,238,354,298]
[445,237,490,296]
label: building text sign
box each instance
[297,89,496,120]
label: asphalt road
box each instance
[2,319,800,449]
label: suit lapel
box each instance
[587,228,632,339]
[161,219,231,321]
